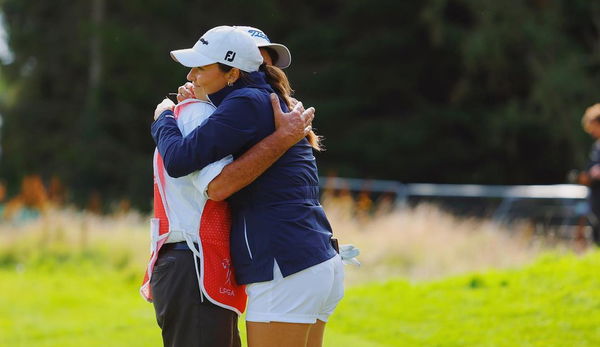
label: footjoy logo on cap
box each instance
[199,38,209,45]
[224,51,236,62]
[247,29,270,42]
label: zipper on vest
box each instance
[243,216,253,260]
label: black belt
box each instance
[162,241,197,251]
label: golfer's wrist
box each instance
[158,109,175,120]
[273,128,300,149]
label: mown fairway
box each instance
[2,251,600,346]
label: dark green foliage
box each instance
[1,0,599,209]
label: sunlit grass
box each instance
[0,265,160,347]
[1,200,562,285]
[329,251,600,346]
[2,246,600,346]
[323,198,562,284]
[0,201,587,346]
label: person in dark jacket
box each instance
[580,103,600,245]
[152,26,343,347]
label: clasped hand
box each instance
[154,86,315,147]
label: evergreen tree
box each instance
[1,0,599,209]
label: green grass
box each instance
[331,252,600,346]
[2,251,600,346]
[0,263,159,347]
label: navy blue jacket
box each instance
[587,141,600,207]
[152,72,337,284]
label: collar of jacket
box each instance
[208,71,274,107]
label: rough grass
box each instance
[0,265,159,347]
[0,204,587,346]
[330,251,600,346]
[324,200,562,284]
[2,250,600,346]
[1,203,559,284]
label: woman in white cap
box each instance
[146,28,315,347]
[152,26,344,347]
[145,73,311,347]
[174,26,295,118]
[174,26,322,158]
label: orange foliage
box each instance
[1,175,70,219]
[20,175,49,209]
[0,181,5,202]
[48,176,66,205]
[87,191,102,214]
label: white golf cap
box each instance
[170,26,263,72]
[235,26,292,69]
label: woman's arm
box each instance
[207,94,314,201]
[151,95,260,177]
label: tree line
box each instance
[1,0,599,210]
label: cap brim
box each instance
[257,43,291,69]
[170,48,216,68]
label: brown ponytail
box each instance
[259,64,323,151]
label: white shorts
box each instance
[245,254,345,324]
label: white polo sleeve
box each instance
[191,154,234,199]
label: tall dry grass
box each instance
[320,191,572,284]
[0,207,150,274]
[0,191,571,285]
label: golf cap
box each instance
[235,26,292,69]
[170,26,263,72]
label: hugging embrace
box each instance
[142,25,359,347]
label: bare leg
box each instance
[307,319,326,347]
[247,321,311,347]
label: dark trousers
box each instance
[590,192,600,246]
[590,212,600,246]
[150,246,241,347]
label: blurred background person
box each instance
[579,103,600,246]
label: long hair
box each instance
[218,63,323,151]
[259,64,322,151]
